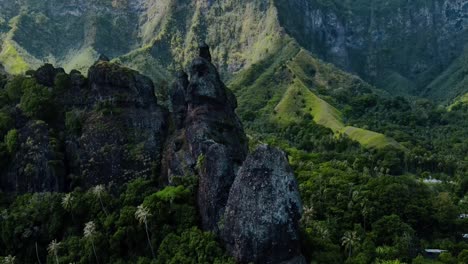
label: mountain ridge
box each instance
[2,0,467,103]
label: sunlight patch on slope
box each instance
[0,40,29,74]
[448,92,468,110]
[341,126,401,149]
[274,81,344,132]
[63,47,99,74]
[275,57,402,150]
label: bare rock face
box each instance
[222,145,304,264]
[163,44,248,232]
[64,61,168,188]
[169,71,189,129]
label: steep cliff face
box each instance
[163,44,249,232]
[275,0,468,96]
[0,61,168,192]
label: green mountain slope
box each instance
[0,0,286,82]
[423,46,468,103]
[230,40,400,149]
[2,0,467,103]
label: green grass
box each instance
[270,47,402,149]
[340,126,402,149]
[0,41,29,74]
[274,79,401,149]
[274,81,344,132]
[230,40,401,149]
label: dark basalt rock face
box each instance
[163,44,248,232]
[64,61,168,188]
[169,71,189,129]
[2,121,65,193]
[199,42,212,62]
[222,145,304,264]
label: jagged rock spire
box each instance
[170,71,189,129]
[97,54,110,62]
[222,145,305,264]
[165,47,304,264]
[199,42,212,62]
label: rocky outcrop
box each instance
[163,44,248,231]
[222,145,304,264]
[64,61,168,188]
[0,61,168,192]
[169,71,189,129]
[2,120,65,193]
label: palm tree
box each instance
[61,193,75,220]
[91,185,108,216]
[47,239,61,264]
[135,204,156,259]
[84,221,99,264]
[314,223,330,240]
[341,231,360,258]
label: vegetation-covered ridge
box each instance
[2,0,467,103]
